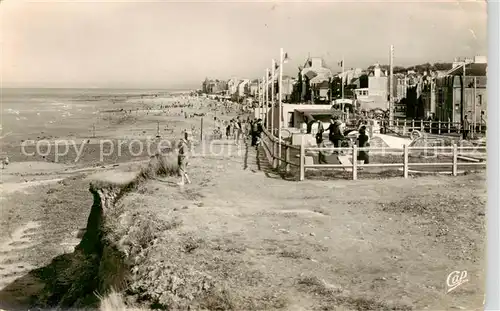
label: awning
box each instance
[295,108,345,117]
[358,99,388,111]
[302,112,315,123]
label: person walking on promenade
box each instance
[462,115,470,140]
[226,121,232,140]
[328,117,336,144]
[315,120,327,164]
[328,116,345,153]
[255,119,264,147]
[177,131,191,186]
[357,126,370,169]
[251,119,258,146]
[234,116,242,145]
[230,119,237,140]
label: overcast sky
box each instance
[1,0,487,89]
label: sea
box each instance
[0,88,183,143]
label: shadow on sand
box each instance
[251,140,296,181]
[0,250,100,311]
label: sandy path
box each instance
[127,138,485,310]
[0,221,41,290]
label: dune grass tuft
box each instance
[98,289,148,311]
[139,151,179,181]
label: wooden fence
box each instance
[260,129,486,181]
[261,129,299,172]
[387,119,486,136]
[298,144,486,181]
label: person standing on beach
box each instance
[226,121,232,140]
[315,120,327,164]
[251,119,259,146]
[357,126,370,168]
[462,115,470,140]
[255,119,264,147]
[328,116,344,153]
[234,116,242,145]
[177,132,191,186]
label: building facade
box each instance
[354,64,389,111]
[300,57,333,102]
[202,78,228,94]
[435,62,487,125]
[227,78,240,97]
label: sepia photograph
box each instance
[0,0,494,310]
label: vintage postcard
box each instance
[0,1,489,310]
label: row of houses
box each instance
[397,56,487,125]
[294,55,487,125]
[203,55,487,125]
[201,76,296,103]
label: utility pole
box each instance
[271,59,275,136]
[341,55,345,100]
[389,45,394,125]
[473,76,477,138]
[462,61,466,126]
[278,48,284,164]
[265,68,269,129]
[257,78,261,119]
[262,75,265,121]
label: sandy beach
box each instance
[0,89,243,281]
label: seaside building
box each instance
[300,57,333,103]
[394,55,487,125]
[237,79,250,98]
[435,56,487,126]
[201,78,227,94]
[354,63,388,111]
[249,80,259,96]
[227,78,240,97]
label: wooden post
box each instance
[299,137,305,181]
[352,145,358,180]
[404,119,407,128]
[438,120,441,135]
[412,119,415,130]
[403,125,407,135]
[420,120,424,132]
[452,144,458,176]
[396,119,399,127]
[429,120,433,133]
[285,145,290,172]
[403,144,409,178]
[271,140,276,168]
[200,117,204,142]
[448,121,451,133]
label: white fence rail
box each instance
[298,144,486,181]
[259,128,486,181]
